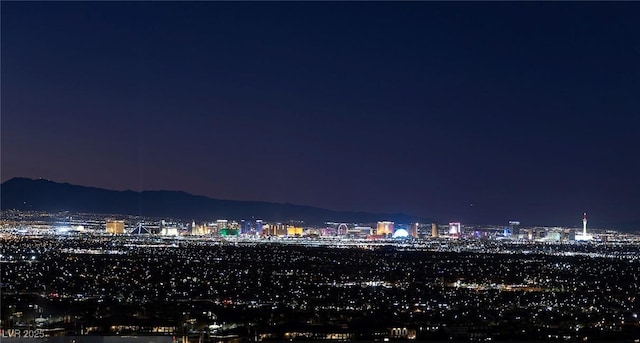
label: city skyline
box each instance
[2,2,639,227]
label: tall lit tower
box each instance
[575,212,592,241]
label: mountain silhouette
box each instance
[0,177,427,224]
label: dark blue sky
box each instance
[2,2,639,228]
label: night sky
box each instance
[2,2,639,228]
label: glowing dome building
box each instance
[392,228,409,238]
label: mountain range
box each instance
[0,177,427,225]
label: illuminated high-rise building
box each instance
[106,220,125,234]
[191,224,208,235]
[240,220,249,234]
[262,224,273,236]
[376,221,394,236]
[216,220,228,233]
[448,222,461,237]
[276,224,288,236]
[262,223,287,236]
[287,227,303,236]
[431,223,439,238]
[562,228,571,241]
[502,221,517,238]
[410,223,418,238]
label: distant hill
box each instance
[0,177,427,224]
